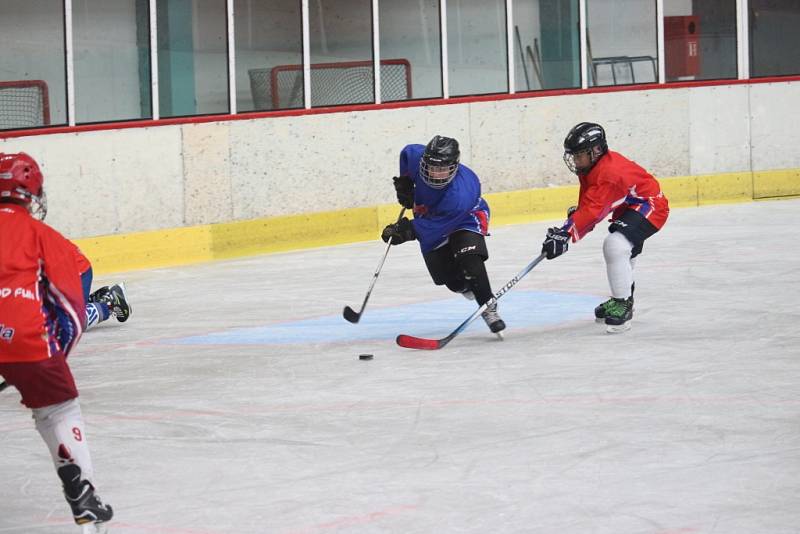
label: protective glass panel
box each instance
[379,0,441,101]
[74,0,152,123]
[448,0,509,96]
[749,0,800,77]
[513,0,580,92]
[664,0,737,82]
[308,0,374,107]
[235,0,303,112]
[587,0,658,87]
[157,0,228,118]
[0,0,65,129]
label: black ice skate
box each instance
[58,465,113,528]
[481,302,506,335]
[604,297,633,333]
[595,283,634,322]
[88,286,110,303]
[97,283,132,322]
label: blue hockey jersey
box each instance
[399,144,490,254]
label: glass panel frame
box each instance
[447,0,509,97]
[586,0,658,87]
[0,0,67,129]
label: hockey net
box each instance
[0,80,51,129]
[249,59,412,110]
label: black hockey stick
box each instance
[0,380,8,393]
[343,207,407,323]
[396,253,548,350]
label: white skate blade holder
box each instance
[81,522,108,534]
[606,322,632,334]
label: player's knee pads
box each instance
[603,231,633,264]
[456,253,488,283]
[33,397,81,428]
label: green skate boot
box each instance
[604,297,633,333]
[595,283,634,322]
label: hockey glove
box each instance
[392,176,415,209]
[542,227,570,259]
[566,205,578,218]
[381,217,416,245]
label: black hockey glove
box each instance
[381,217,416,245]
[392,176,414,209]
[542,227,570,260]
[566,205,578,218]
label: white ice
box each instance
[2,199,799,534]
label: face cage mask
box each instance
[16,188,47,220]
[30,189,48,220]
[563,147,601,175]
[420,160,458,189]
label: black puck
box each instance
[359,354,374,361]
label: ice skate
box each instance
[595,283,634,322]
[81,521,109,534]
[604,297,633,333]
[481,302,506,336]
[97,283,131,322]
[58,465,114,528]
[88,286,110,303]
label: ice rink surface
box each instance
[2,199,799,534]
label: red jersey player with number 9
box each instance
[0,152,113,533]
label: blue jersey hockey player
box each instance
[381,135,506,334]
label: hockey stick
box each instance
[343,207,407,323]
[396,253,548,350]
[0,380,8,393]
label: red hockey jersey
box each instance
[566,150,669,242]
[0,204,85,363]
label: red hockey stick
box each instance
[396,253,547,350]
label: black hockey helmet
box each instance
[420,135,460,189]
[563,122,608,174]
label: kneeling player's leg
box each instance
[82,268,111,329]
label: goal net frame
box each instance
[0,80,51,129]
[248,59,412,111]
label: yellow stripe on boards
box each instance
[73,169,799,275]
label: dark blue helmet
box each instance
[420,135,460,189]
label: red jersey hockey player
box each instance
[540,123,669,333]
[0,152,113,532]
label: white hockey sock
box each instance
[603,231,635,299]
[33,398,95,484]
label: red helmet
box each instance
[0,152,47,218]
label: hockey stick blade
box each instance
[395,253,547,351]
[342,305,362,324]
[396,334,444,350]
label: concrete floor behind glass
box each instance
[2,199,799,534]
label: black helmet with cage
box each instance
[563,122,608,174]
[420,135,460,189]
